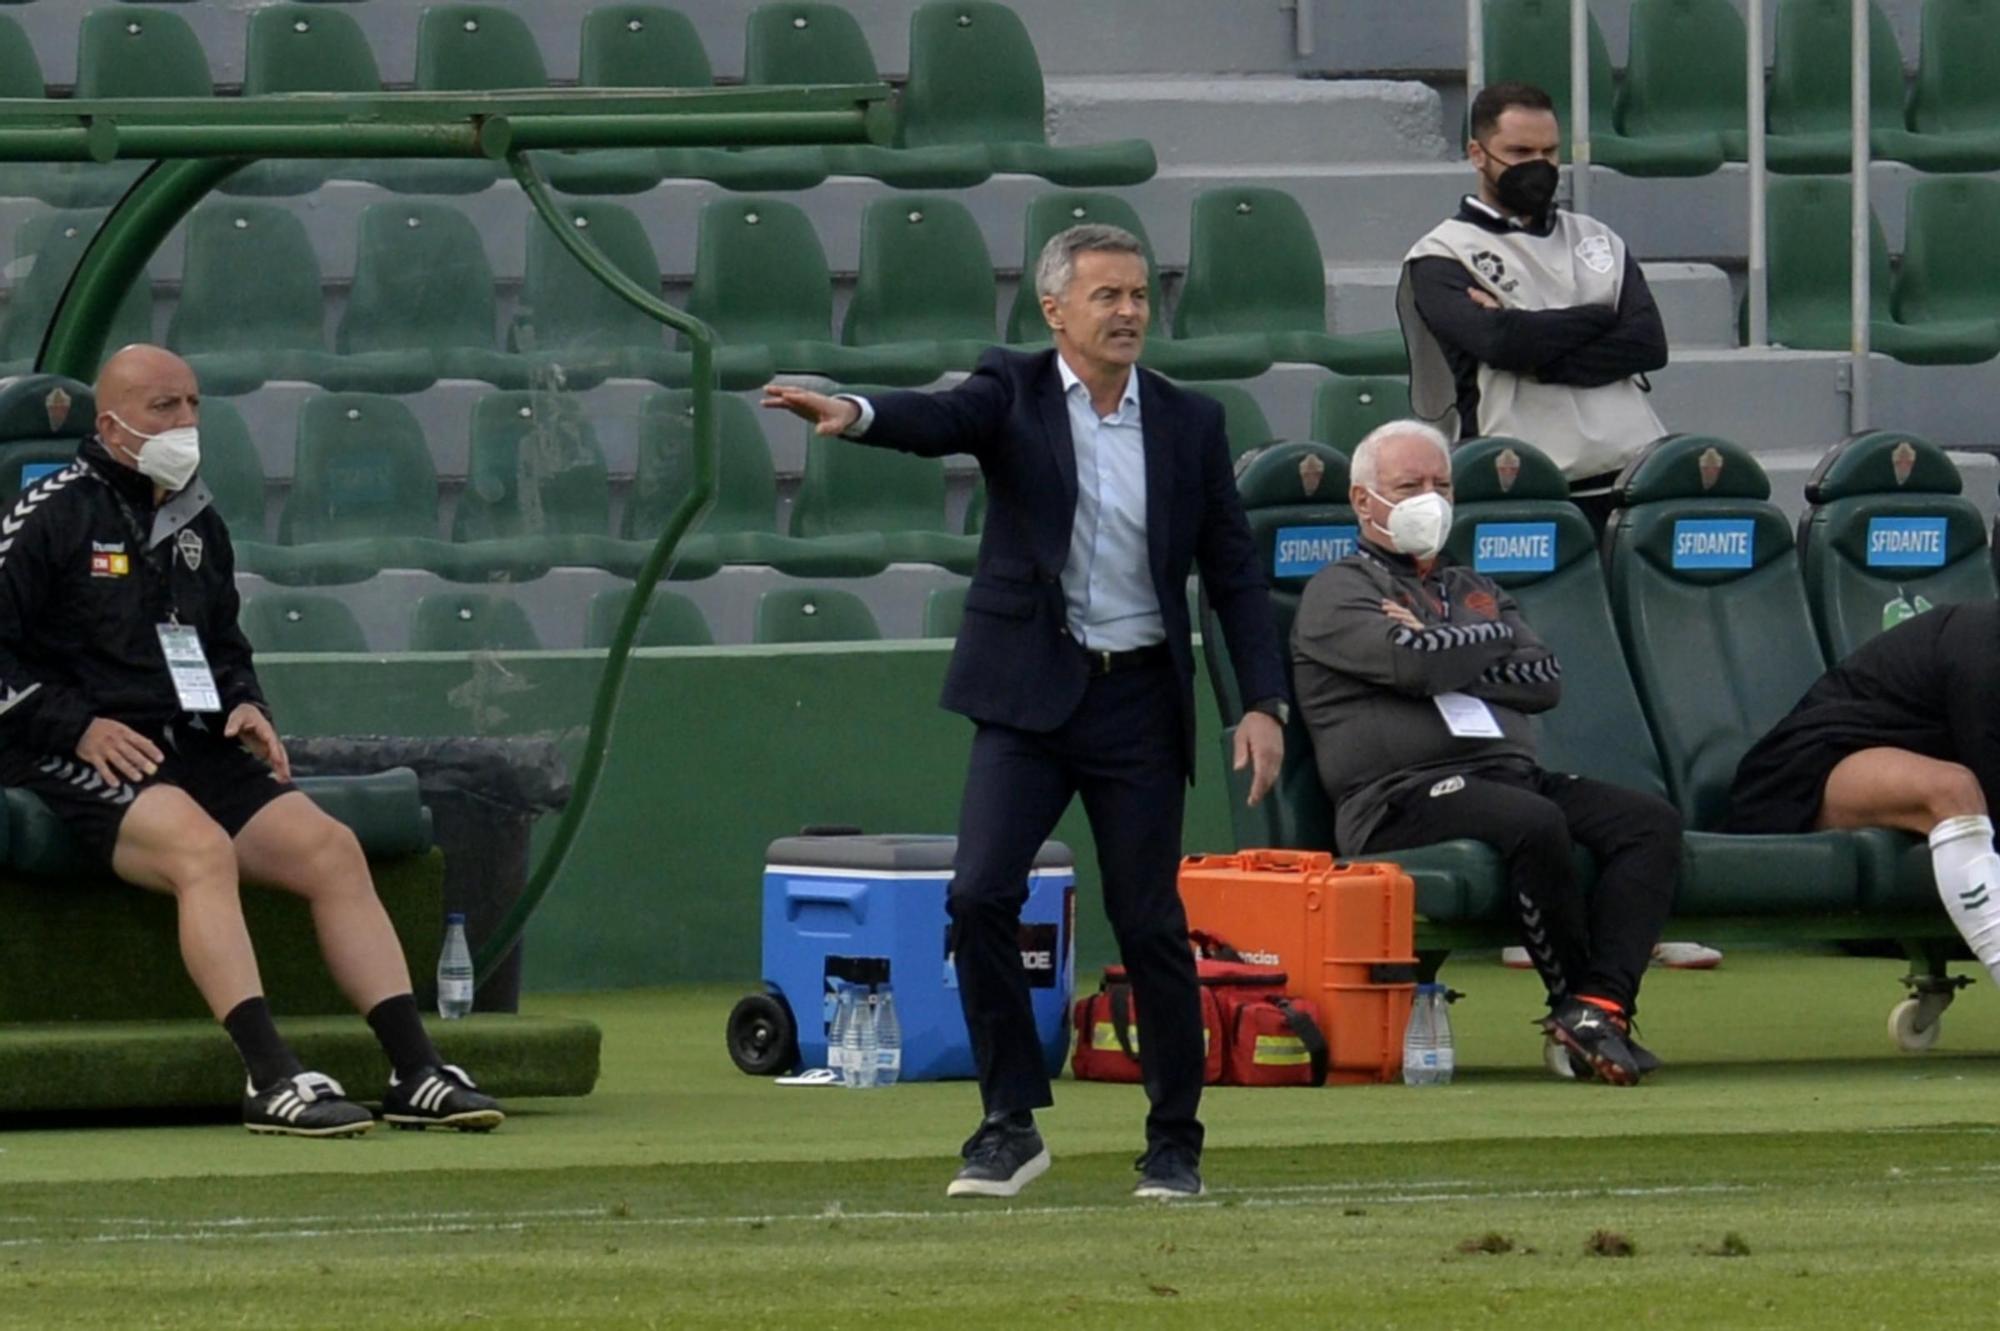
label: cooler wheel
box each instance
[1888,996,1942,1053]
[727,991,799,1075]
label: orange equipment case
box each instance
[1177,850,1418,1084]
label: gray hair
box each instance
[1033,223,1147,301]
[1350,419,1453,491]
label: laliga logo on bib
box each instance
[1576,235,1615,275]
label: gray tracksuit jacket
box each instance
[1291,539,1563,853]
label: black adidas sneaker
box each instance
[381,1064,505,1132]
[243,1071,375,1138]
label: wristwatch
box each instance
[1248,697,1291,726]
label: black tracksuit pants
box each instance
[1363,765,1681,1013]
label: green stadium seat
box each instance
[1309,374,1410,454]
[167,203,437,395]
[1895,179,2000,334]
[743,3,989,188]
[0,375,94,496]
[197,397,266,537]
[358,5,539,195]
[1482,0,1725,176]
[338,202,529,389]
[963,478,985,534]
[584,586,713,648]
[899,1,1155,186]
[571,5,827,194]
[0,211,152,377]
[1798,430,1997,661]
[1756,178,2000,365]
[239,591,371,654]
[1182,381,1278,461]
[1768,0,1998,173]
[1003,191,1272,381]
[1618,0,1752,158]
[789,411,979,573]
[922,583,967,638]
[70,7,212,203]
[841,196,997,379]
[752,586,882,644]
[409,591,544,652]
[625,389,887,576]
[278,393,440,545]
[451,392,611,577]
[235,3,380,194]
[1907,0,2000,168]
[686,197,940,387]
[0,17,88,206]
[1173,188,1409,375]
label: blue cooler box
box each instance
[762,834,1075,1081]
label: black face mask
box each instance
[1492,158,1560,221]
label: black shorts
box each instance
[0,716,294,868]
[1724,730,1854,836]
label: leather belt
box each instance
[1081,642,1170,677]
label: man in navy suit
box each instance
[765,225,1288,1201]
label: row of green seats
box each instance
[1487,0,2000,177]
[0,1,1152,205]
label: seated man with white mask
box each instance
[1289,420,1682,1084]
[0,344,502,1137]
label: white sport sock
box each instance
[1929,815,2000,983]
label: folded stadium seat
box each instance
[1797,430,1997,662]
[512,200,757,391]
[898,1,1155,186]
[1481,0,1724,176]
[840,196,998,379]
[408,591,544,652]
[569,5,826,195]
[788,400,979,573]
[584,586,713,648]
[1309,374,1410,454]
[1602,433,1879,910]
[166,203,438,396]
[1002,191,1272,382]
[1895,179,2000,340]
[1173,189,1409,375]
[1181,381,1279,461]
[742,2,988,189]
[238,591,371,654]
[0,211,152,378]
[262,392,454,587]
[197,397,267,537]
[449,390,631,580]
[232,3,381,196]
[922,583,966,638]
[625,389,887,577]
[356,5,539,195]
[1767,0,1996,174]
[0,374,95,496]
[962,478,984,533]
[338,202,531,389]
[686,197,940,387]
[64,7,212,206]
[1755,179,2000,365]
[752,586,882,644]
[1905,0,2000,170]
[0,16,85,206]
[1616,0,1754,161]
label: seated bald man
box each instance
[0,345,501,1136]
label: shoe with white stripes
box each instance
[381,1064,504,1132]
[243,1071,375,1138]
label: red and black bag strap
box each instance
[1106,977,1139,1061]
[1188,928,1245,963]
[1269,996,1329,1087]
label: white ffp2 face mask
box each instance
[108,413,202,493]
[1366,488,1453,560]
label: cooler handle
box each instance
[1368,962,1419,984]
[1238,849,1328,873]
[784,880,868,923]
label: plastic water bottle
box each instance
[1433,987,1456,1085]
[873,982,902,1087]
[844,986,879,1089]
[437,913,474,1020]
[825,982,852,1081]
[1403,982,1445,1085]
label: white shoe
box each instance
[1651,941,1722,969]
[1500,946,1534,969]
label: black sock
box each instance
[366,993,443,1078]
[223,996,305,1090]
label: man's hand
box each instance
[1234,711,1284,808]
[76,718,163,787]
[1382,599,1424,631]
[225,703,290,782]
[1468,287,1502,311]
[760,384,861,437]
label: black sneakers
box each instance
[243,1071,375,1138]
[1133,1144,1204,1200]
[946,1113,1050,1198]
[381,1064,505,1132]
[1543,998,1644,1086]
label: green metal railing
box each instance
[1,84,892,984]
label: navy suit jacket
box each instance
[857,346,1288,777]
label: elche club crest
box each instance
[1698,446,1725,492]
[1297,453,1325,497]
[176,527,203,571]
[1495,447,1521,493]
[1891,440,1916,487]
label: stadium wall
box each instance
[258,646,1237,990]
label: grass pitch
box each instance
[3,949,1999,1329]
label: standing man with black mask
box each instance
[1396,81,1668,535]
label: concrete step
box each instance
[1323,260,1737,347]
[1045,77,1450,166]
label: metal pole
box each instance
[1569,0,1590,217]
[1466,0,1484,136]
[1746,0,1768,346]
[1849,0,1871,431]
